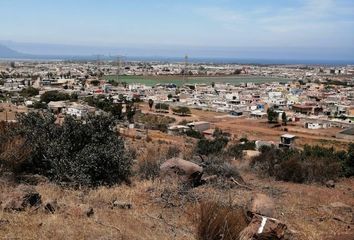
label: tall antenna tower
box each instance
[116,56,121,83]
[183,54,188,85]
[96,55,100,78]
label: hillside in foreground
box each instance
[0,112,353,240]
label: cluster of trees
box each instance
[90,80,100,86]
[251,144,354,183]
[107,80,128,88]
[196,128,230,156]
[155,103,169,112]
[19,87,39,98]
[172,106,191,116]
[40,90,78,103]
[267,107,287,125]
[84,95,137,122]
[137,113,175,132]
[0,113,132,186]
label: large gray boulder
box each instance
[160,157,203,185]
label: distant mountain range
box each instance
[1,41,354,65]
[0,44,113,61]
[0,44,29,59]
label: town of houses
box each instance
[1,60,354,142]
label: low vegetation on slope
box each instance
[0,113,132,186]
[251,144,354,183]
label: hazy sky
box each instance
[1,0,354,59]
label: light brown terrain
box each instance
[1,169,353,239]
[0,105,353,239]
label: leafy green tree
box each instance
[172,106,191,116]
[185,129,204,139]
[126,102,136,123]
[344,143,354,177]
[196,129,229,156]
[40,91,72,103]
[91,80,100,86]
[196,137,229,156]
[111,103,123,119]
[148,99,154,110]
[155,103,169,111]
[267,107,278,123]
[20,87,39,98]
[33,101,47,109]
[282,112,287,126]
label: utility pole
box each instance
[116,56,121,83]
[96,55,100,78]
[183,54,188,85]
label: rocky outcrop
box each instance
[160,158,203,185]
[2,185,42,212]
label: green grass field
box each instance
[104,75,292,86]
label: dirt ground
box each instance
[140,103,351,150]
[1,172,353,240]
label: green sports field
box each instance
[104,75,292,86]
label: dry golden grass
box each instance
[0,180,196,240]
[0,131,353,239]
[197,201,248,240]
[0,173,353,239]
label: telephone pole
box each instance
[183,54,188,85]
[116,56,121,83]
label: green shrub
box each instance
[344,143,354,177]
[155,103,169,111]
[267,107,278,123]
[137,113,175,132]
[185,129,204,139]
[14,113,132,186]
[40,90,69,103]
[196,138,228,156]
[251,145,348,183]
[172,106,191,116]
[20,87,39,98]
[226,139,256,159]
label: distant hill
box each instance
[0,44,29,58]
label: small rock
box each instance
[330,202,352,211]
[44,200,58,214]
[2,185,41,212]
[201,175,218,184]
[85,207,94,217]
[329,202,353,224]
[0,219,10,227]
[112,200,132,209]
[74,204,94,217]
[326,180,335,188]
